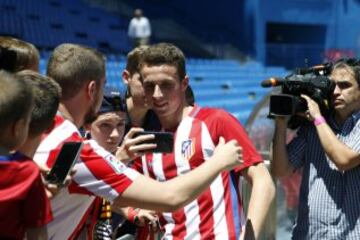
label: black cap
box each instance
[99,86,125,114]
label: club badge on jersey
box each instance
[181,139,195,161]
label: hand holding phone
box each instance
[133,131,174,153]
[116,128,174,164]
[45,142,83,185]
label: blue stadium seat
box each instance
[37,55,284,123]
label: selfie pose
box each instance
[131,43,275,239]
[33,43,243,239]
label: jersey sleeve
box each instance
[68,139,140,202]
[206,109,263,173]
[24,165,53,228]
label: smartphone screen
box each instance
[133,131,174,153]
[46,141,83,185]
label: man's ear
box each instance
[122,70,131,85]
[87,80,97,101]
[181,75,189,92]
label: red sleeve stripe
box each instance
[70,140,138,200]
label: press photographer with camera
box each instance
[271,58,360,239]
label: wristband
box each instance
[127,207,140,223]
[314,116,326,126]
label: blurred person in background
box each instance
[134,42,275,240]
[272,58,360,239]
[0,70,52,240]
[128,8,151,47]
[33,43,244,239]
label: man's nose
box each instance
[110,128,120,138]
[333,84,341,95]
[153,85,163,98]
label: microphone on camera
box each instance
[260,77,285,88]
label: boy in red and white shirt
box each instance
[0,71,53,240]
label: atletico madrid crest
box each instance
[181,138,195,160]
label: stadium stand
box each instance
[5,0,288,123]
[103,58,286,124]
[0,0,131,53]
[39,56,287,124]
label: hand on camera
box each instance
[301,94,321,121]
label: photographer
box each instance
[272,58,360,239]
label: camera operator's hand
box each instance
[301,94,322,121]
[115,127,156,164]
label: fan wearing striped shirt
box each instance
[84,87,159,239]
[272,58,360,239]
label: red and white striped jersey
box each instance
[133,106,263,240]
[34,115,139,240]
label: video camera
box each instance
[261,63,335,129]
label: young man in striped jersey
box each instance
[272,58,360,239]
[135,43,275,239]
[33,43,244,239]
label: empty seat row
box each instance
[39,55,283,123]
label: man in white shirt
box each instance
[128,9,151,47]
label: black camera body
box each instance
[263,64,335,128]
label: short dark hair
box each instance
[0,70,34,129]
[17,70,61,137]
[333,58,360,88]
[140,43,186,80]
[47,43,105,100]
[126,46,148,75]
[0,36,40,72]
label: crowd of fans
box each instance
[0,35,360,240]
